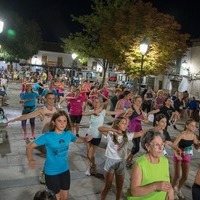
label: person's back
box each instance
[33,189,56,200]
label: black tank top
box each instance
[178,139,193,148]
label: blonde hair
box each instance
[157,90,164,96]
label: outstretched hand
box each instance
[142,118,151,123]
[6,119,15,124]
[28,159,40,169]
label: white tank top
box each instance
[42,106,57,128]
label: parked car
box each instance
[108,76,117,82]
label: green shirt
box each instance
[126,154,170,200]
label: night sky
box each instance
[0,0,200,42]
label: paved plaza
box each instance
[0,83,199,200]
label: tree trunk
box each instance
[131,78,138,95]
[101,59,109,88]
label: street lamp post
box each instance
[138,39,149,95]
[71,53,78,85]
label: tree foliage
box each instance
[63,0,130,85]
[102,0,189,77]
[62,0,189,82]
[0,12,42,62]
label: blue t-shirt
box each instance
[34,130,77,175]
[32,83,40,92]
[20,92,39,111]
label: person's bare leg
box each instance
[115,174,124,200]
[60,190,69,200]
[101,172,114,200]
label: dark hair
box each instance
[112,117,128,146]
[123,90,131,97]
[49,110,72,131]
[155,113,167,124]
[33,189,56,200]
[45,92,55,98]
[141,130,163,151]
[163,97,171,106]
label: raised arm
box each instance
[7,108,44,124]
[105,109,126,116]
[98,126,119,136]
[147,109,160,115]
[82,108,102,116]
[114,100,122,111]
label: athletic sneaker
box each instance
[23,133,28,140]
[30,134,35,140]
[174,194,179,200]
[85,167,91,176]
[174,187,179,200]
[39,171,46,184]
[174,186,184,199]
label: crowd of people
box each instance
[2,69,200,200]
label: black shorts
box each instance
[86,134,101,146]
[45,170,70,194]
[69,115,82,124]
[192,183,200,200]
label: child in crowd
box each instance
[98,117,144,200]
[27,110,92,200]
[172,119,200,199]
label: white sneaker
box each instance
[174,193,179,200]
[177,189,184,199]
[85,168,91,176]
[174,187,179,200]
[39,171,46,184]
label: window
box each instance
[42,56,47,65]
[92,61,97,71]
[57,57,63,67]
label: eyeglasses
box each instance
[150,143,164,149]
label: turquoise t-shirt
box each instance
[34,130,77,175]
[126,154,170,200]
[20,92,39,112]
